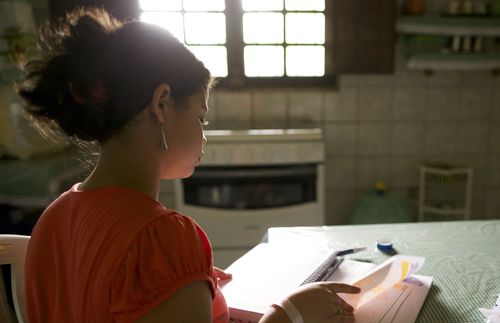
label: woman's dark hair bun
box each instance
[17,7,122,142]
[17,7,212,143]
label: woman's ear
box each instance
[151,83,171,124]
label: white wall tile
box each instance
[324,88,357,121]
[484,189,500,219]
[492,86,500,121]
[460,71,494,87]
[488,157,500,189]
[253,91,287,129]
[217,91,252,129]
[390,157,420,188]
[393,69,429,87]
[425,123,459,155]
[289,91,323,128]
[356,157,392,190]
[358,87,393,121]
[459,88,493,121]
[427,88,461,121]
[393,122,425,155]
[427,71,462,87]
[469,189,485,219]
[357,74,395,86]
[324,123,357,156]
[325,157,357,189]
[457,157,490,189]
[489,123,500,155]
[325,189,357,225]
[456,122,490,154]
[338,75,358,87]
[358,123,393,155]
[393,88,427,121]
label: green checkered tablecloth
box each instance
[268,220,500,323]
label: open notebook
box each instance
[221,243,432,323]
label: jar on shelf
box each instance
[403,0,426,15]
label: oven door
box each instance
[182,164,317,210]
[175,163,325,268]
[175,163,324,246]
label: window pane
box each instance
[243,13,283,44]
[285,0,325,11]
[286,46,324,76]
[140,12,184,42]
[244,46,284,77]
[183,0,224,11]
[139,0,182,11]
[185,13,226,44]
[242,0,283,11]
[286,13,324,44]
[188,46,227,77]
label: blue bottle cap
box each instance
[376,238,394,252]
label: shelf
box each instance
[407,52,500,70]
[423,206,466,216]
[397,15,500,36]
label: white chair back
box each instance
[0,235,30,323]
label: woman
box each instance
[18,8,360,323]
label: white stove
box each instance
[175,129,325,268]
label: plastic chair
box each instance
[0,235,30,323]
[418,165,473,222]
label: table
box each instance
[267,220,500,323]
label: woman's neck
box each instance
[79,140,162,200]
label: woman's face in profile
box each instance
[160,90,209,179]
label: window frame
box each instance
[137,0,337,89]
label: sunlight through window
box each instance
[185,13,226,44]
[140,12,184,41]
[243,13,283,44]
[242,0,283,11]
[285,0,325,11]
[286,13,325,44]
[183,0,224,11]
[244,46,284,77]
[189,46,228,77]
[242,0,326,77]
[286,46,325,76]
[139,0,181,11]
[139,0,327,81]
[139,0,227,77]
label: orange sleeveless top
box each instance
[25,184,229,323]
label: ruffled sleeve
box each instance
[110,213,216,323]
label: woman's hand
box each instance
[213,266,232,287]
[285,282,361,322]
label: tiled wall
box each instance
[167,59,500,225]
[160,0,500,224]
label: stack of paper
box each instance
[222,243,433,323]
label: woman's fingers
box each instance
[330,294,355,312]
[338,313,356,323]
[213,267,233,285]
[320,282,361,294]
[315,282,360,312]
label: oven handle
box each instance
[191,166,317,179]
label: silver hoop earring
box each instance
[160,123,168,152]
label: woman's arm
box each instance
[259,282,360,323]
[135,280,212,323]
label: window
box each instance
[139,0,334,87]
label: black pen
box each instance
[337,247,367,257]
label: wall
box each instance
[150,0,500,223]
[162,48,500,225]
